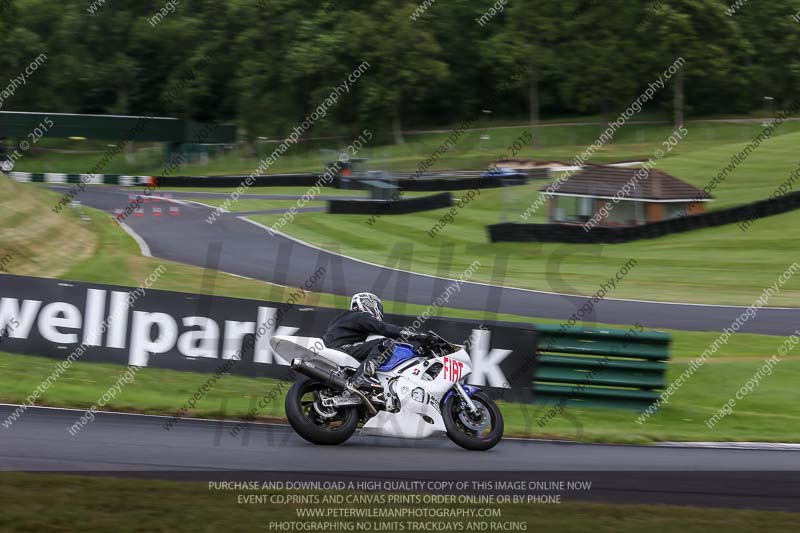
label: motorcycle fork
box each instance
[454,383,479,415]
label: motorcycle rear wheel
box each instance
[442,391,504,451]
[285,378,359,445]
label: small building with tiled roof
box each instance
[540,165,713,227]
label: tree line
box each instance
[1,0,799,145]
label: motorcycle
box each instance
[270,332,504,451]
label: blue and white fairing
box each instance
[361,342,476,439]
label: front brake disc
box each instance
[458,404,490,432]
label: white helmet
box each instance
[351,292,384,321]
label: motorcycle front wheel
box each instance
[285,378,359,445]
[442,390,504,451]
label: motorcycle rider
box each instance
[322,292,429,391]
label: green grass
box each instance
[3,473,798,532]
[659,127,800,209]
[0,350,290,423]
[0,177,97,278]
[2,349,798,443]
[17,118,800,177]
[164,186,371,196]
[187,198,327,212]
[503,359,800,443]
[241,130,800,306]
[248,207,800,306]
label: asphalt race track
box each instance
[2,405,798,511]
[52,185,800,336]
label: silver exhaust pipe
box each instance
[290,357,349,390]
[290,358,378,415]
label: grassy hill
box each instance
[0,177,96,278]
[0,172,333,304]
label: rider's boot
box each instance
[346,375,383,393]
[348,356,383,391]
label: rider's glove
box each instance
[399,330,425,342]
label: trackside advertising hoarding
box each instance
[0,275,539,398]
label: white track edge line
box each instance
[118,221,152,258]
[235,216,798,312]
[181,199,222,210]
[656,441,800,451]
[4,403,798,450]
[0,402,289,428]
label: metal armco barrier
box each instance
[385,173,527,191]
[6,171,532,191]
[155,173,321,187]
[534,324,670,409]
[328,192,453,215]
[7,172,153,186]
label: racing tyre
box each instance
[285,378,359,445]
[442,390,504,451]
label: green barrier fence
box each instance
[533,324,670,410]
[0,111,235,144]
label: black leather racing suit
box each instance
[322,310,410,385]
